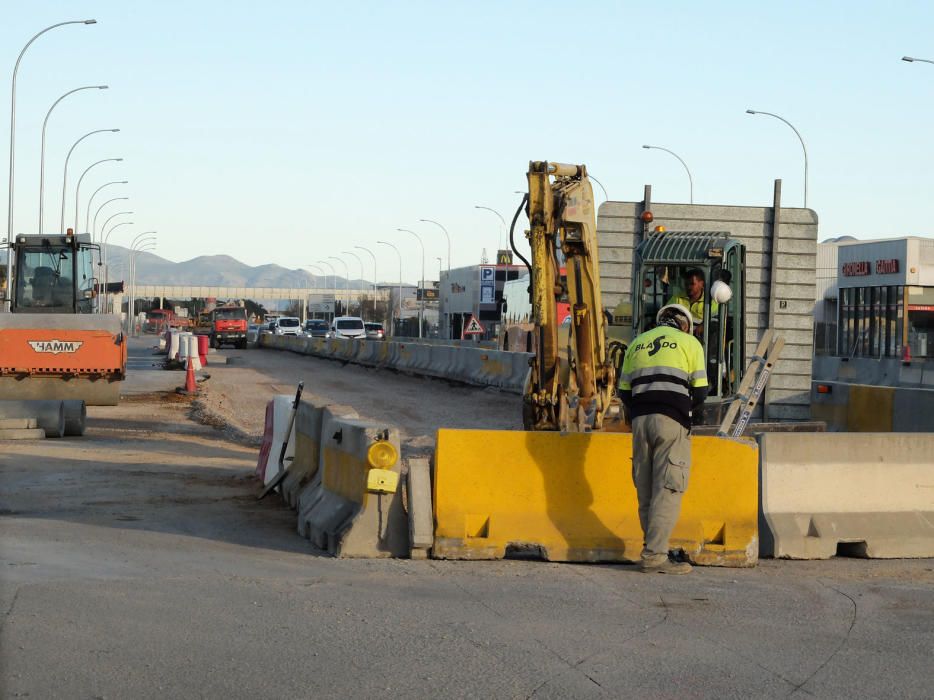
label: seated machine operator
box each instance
[667,268,717,338]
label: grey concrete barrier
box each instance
[297,414,408,557]
[406,457,433,559]
[281,400,358,510]
[759,432,934,558]
[0,400,66,438]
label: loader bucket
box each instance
[432,429,759,567]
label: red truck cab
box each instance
[211,306,248,349]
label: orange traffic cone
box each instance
[184,356,198,393]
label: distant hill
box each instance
[102,245,383,289]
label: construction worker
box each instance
[618,303,709,574]
[668,269,717,337]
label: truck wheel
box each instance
[210,336,217,350]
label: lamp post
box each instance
[746,109,808,208]
[93,199,129,242]
[60,128,119,233]
[128,234,157,335]
[328,255,351,315]
[397,228,425,338]
[39,84,108,233]
[902,56,934,65]
[342,250,366,318]
[99,210,133,259]
[474,205,506,258]
[6,19,97,305]
[474,205,509,338]
[86,181,127,240]
[304,264,325,320]
[419,218,452,272]
[316,259,337,318]
[101,219,134,306]
[354,245,380,321]
[642,144,694,204]
[377,241,402,337]
[74,158,122,233]
[588,175,610,202]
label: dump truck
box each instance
[208,304,248,349]
[0,231,126,405]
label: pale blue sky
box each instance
[3,1,933,284]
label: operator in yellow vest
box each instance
[618,303,709,574]
[668,269,717,337]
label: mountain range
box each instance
[102,244,383,289]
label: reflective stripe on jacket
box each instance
[619,325,708,429]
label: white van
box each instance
[273,317,302,336]
[329,316,366,339]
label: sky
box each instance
[2,1,933,286]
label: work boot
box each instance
[639,556,692,575]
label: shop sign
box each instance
[875,259,899,274]
[841,261,870,276]
[908,305,934,312]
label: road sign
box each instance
[480,265,495,283]
[463,315,485,335]
[417,288,439,301]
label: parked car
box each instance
[328,316,366,339]
[273,316,302,336]
[304,318,329,337]
[364,322,386,340]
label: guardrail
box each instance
[259,333,531,394]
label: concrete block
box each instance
[406,457,434,558]
[759,433,934,559]
[0,428,45,440]
[298,415,408,558]
[0,418,38,429]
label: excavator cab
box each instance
[11,232,98,314]
[631,230,746,424]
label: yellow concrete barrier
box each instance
[432,429,758,566]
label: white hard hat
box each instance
[711,280,733,304]
[656,303,693,330]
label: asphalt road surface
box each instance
[1,337,933,699]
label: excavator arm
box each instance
[523,161,617,431]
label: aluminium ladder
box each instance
[716,330,784,438]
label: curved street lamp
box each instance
[419,218,452,272]
[101,221,134,306]
[60,128,119,232]
[6,19,97,303]
[353,245,378,293]
[588,175,610,203]
[746,109,808,207]
[642,144,694,204]
[328,255,352,315]
[38,84,108,233]
[342,250,367,317]
[86,181,128,239]
[474,205,506,258]
[127,234,157,334]
[377,241,402,337]
[397,228,425,338]
[93,198,129,241]
[902,56,934,65]
[74,158,121,233]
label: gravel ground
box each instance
[194,343,524,457]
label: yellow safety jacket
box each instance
[667,293,718,323]
[619,324,708,429]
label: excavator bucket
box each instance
[0,314,126,406]
[432,429,759,567]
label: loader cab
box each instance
[11,233,98,314]
[632,230,746,423]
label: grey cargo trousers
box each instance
[631,413,692,563]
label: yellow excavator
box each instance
[516,161,625,432]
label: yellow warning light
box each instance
[654,225,667,234]
[367,440,398,469]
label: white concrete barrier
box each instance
[759,433,934,558]
[262,394,297,485]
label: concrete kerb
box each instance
[297,415,408,557]
[282,400,359,510]
[759,432,934,559]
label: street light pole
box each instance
[93,199,129,242]
[128,234,157,335]
[377,241,402,337]
[588,175,610,202]
[328,255,352,315]
[342,250,366,318]
[74,158,122,233]
[746,109,808,208]
[474,205,509,338]
[902,56,934,65]
[419,218,452,272]
[101,218,133,304]
[397,228,425,338]
[642,144,694,204]
[39,84,108,233]
[6,19,97,305]
[317,259,337,319]
[86,181,128,240]
[474,205,506,257]
[60,128,120,232]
